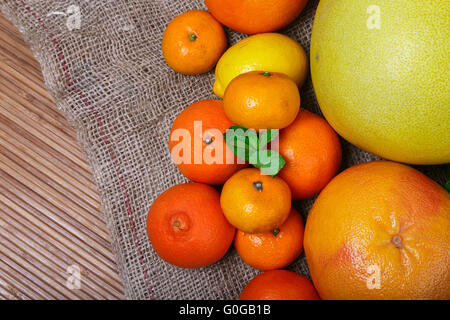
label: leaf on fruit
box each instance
[258,129,279,149]
[224,126,257,162]
[253,149,286,177]
[224,125,286,176]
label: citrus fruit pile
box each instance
[147,0,450,300]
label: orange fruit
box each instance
[169,99,247,185]
[220,168,291,233]
[161,10,227,74]
[204,0,309,35]
[235,208,304,270]
[147,183,235,268]
[223,71,300,130]
[278,109,342,200]
[240,270,320,300]
[304,161,450,300]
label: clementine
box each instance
[304,161,450,299]
[235,208,304,270]
[147,183,235,268]
[240,270,320,300]
[223,71,300,130]
[220,168,291,233]
[162,10,227,74]
[204,0,309,34]
[278,109,341,200]
[169,99,247,185]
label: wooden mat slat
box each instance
[0,219,115,299]
[0,14,124,299]
[0,153,119,278]
[0,193,123,296]
[0,138,100,215]
[0,115,99,194]
[0,36,40,73]
[0,151,110,243]
[0,270,37,299]
[0,93,92,173]
[0,18,41,66]
[0,48,54,101]
[0,34,41,73]
[0,64,80,146]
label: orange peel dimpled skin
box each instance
[204,0,309,34]
[304,161,450,300]
[147,183,235,268]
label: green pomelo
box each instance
[311,0,449,164]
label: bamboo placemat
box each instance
[0,13,124,299]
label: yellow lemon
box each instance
[213,33,308,98]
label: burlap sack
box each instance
[1,0,446,299]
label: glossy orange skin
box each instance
[220,168,291,233]
[304,161,450,299]
[147,183,235,268]
[205,0,309,34]
[169,100,247,185]
[223,71,300,130]
[240,270,320,300]
[162,10,227,74]
[235,208,304,270]
[278,109,341,200]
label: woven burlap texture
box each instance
[1,0,446,299]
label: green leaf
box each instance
[228,126,258,150]
[224,126,257,162]
[224,125,286,177]
[254,149,286,177]
[445,181,450,193]
[233,146,250,162]
[247,130,259,151]
[258,129,279,149]
[248,149,259,166]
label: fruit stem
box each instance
[260,72,272,77]
[392,235,403,249]
[253,181,263,192]
[188,33,197,42]
[272,228,280,237]
[203,136,213,145]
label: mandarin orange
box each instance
[162,10,226,74]
[235,208,304,270]
[223,71,300,130]
[278,109,341,199]
[147,183,235,268]
[220,168,291,233]
[240,270,320,300]
[169,99,247,185]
